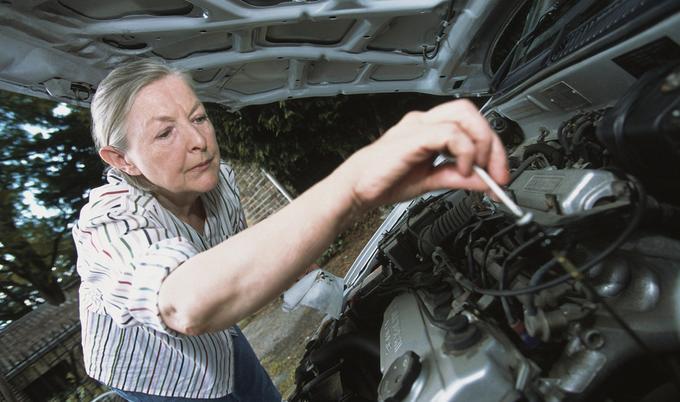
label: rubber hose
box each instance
[418,195,473,257]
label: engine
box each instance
[291,65,680,402]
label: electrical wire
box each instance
[442,175,645,297]
[500,231,546,291]
[410,289,454,330]
[525,257,560,315]
[481,222,518,273]
[421,0,455,61]
[510,153,550,182]
[499,231,546,323]
[464,216,503,280]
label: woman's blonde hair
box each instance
[90,59,190,190]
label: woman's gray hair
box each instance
[90,59,190,190]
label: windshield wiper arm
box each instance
[489,1,570,92]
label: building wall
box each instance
[231,163,292,225]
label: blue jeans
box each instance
[112,327,281,401]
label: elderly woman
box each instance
[73,59,508,401]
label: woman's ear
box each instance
[99,146,142,176]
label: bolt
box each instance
[490,117,507,132]
[582,329,605,349]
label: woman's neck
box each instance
[155,191,206,233]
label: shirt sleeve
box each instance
[74,188,198,336]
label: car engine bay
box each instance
[291,7,680,400]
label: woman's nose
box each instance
[186,124,207,151]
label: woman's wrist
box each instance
[323,153,371,223]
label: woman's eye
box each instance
[157,128,172,139]
[193,114,208,124]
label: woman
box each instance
[73,59,508,401]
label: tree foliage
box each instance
[0,91,103,323]
[208,93,447,193]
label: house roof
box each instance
[0,285,80,378]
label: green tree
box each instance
[0,91,103,322]
[209,93,447,193]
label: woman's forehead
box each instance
[129,76,200,121]
[137,75,198,108]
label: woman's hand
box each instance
[334,99,510,212]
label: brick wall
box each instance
[231,162,293,226]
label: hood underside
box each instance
[0,0,517,109]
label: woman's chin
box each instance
[195,169,220,192]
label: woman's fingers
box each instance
[487,134,510,185]
[351,99,510,207]
[419,99,497,168]
[400,122,476,177]
[421,164,489,193]
[445,132,475,177]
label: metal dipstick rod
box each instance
[439,154,533,226]
[472,166,533,226]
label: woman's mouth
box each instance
[190,158,213,172]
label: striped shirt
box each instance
[73,162,246,398]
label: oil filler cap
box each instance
[378,350,422,402]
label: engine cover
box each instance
[506,169,628,225]
[379,293,535,402]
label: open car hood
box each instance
[0,0,519,109]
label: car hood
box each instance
[0,0,520,109]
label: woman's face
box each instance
[123,74,220,200]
